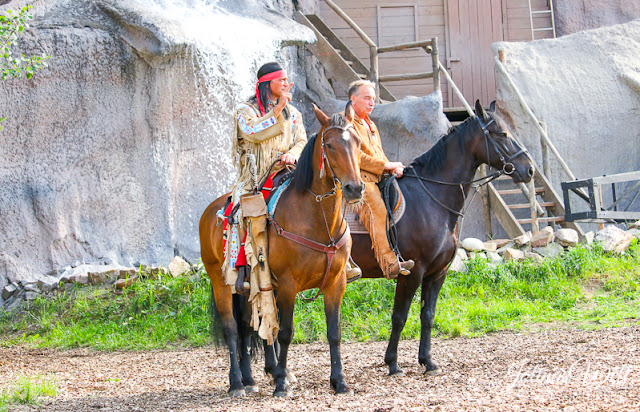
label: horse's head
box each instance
[314,102,365,203]
[474,100,534,183]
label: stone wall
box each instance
[555,0,640,37]
[493,19,640,233]
[0,0,322,293]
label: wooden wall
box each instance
[319,0,448,102]
[318,0,555,106]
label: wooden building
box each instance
[317,0,556,108]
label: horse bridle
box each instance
[309,123,357,202]
[477,116,528,178]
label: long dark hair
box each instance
[250,62,290,119]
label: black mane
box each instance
[408,116,480,175]
[291,133,317,192]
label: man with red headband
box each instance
[232,62,307,189]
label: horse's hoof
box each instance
[286,371,297,384]
[245,385,259,393]
[273,390,289,398]
[389,370,405,377]
[334,383,352,395]
[228,388,246,397]
[425,368,442,376]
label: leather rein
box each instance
[405,115,529,218]
[268,123,354,302]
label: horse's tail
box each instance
[209,284,225,347]
[209,284,263,360]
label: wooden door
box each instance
[445,0,504,108]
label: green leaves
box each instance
[1,5,51,129]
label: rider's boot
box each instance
[356,185,414,280]
[345,256,362,283]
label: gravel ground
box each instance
[1,324,639,411]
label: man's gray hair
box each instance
[348,79,376,98]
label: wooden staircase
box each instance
[296,5,580,239]
[293,12,396,101]
[486,161,583,238]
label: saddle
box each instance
[346,175,406,237]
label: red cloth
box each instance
[223,172,276,268]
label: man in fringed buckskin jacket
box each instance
[346,80,414,279]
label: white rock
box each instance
[168,256,191,277]
[448,255,466,273]
[514,231,532,247]
[531,227,554,247]
[37,276,60,293]
[482,242,498,252]
[2,284,18,300]
[596,226,635,254]
[461,238,485,252]
[583,231,595,245]
[555,228,579,247]
[626,228,640,240]
[455,248,468,261]
[487,251,503,265]
[503,248,526,261]
[525,251,545,264]
[534,243,565,259]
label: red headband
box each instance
[255,69,286,115]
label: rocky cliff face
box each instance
[0,0,321,290]
[494,19,640,232]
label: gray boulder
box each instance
[555,229,579,248]
[596,225,635,254]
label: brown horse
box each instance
[351,101,535,375]
[200,103,364,396]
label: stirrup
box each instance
[345,257,362,283]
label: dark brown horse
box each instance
[200,104,364,396]
[351,101,535,375]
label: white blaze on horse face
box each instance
[341,130,351,142]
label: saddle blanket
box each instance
[347,179,407,234]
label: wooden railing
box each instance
[322,0,440,102]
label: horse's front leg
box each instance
[418,272,446,375]
[324,271,350,394]
[272,287,296,397]
[384,268,422,376]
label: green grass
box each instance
[0,375,58,411]
[1,243,640,350]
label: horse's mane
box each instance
[408,115,480,174]
[291,114,349,192]
[290,133,318,192]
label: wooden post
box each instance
[529,178,539,234]
[479,165,493,239]
[431,37,440,94]
[370,45,380,102]
[540,121,551,180]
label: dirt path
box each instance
[1,324,639,411]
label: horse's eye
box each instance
[326,143,334,150]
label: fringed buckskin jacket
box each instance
[347,112,389,183]
[232,100,307,190]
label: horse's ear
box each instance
[345,100,355,123]
[313,103,330,127]
[489,101,496,112]
[475,100,488,120]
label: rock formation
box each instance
[0,0,319,294]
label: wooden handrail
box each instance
[438,60,474,116]
[322,0,376,47]
[378,40,433,53]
